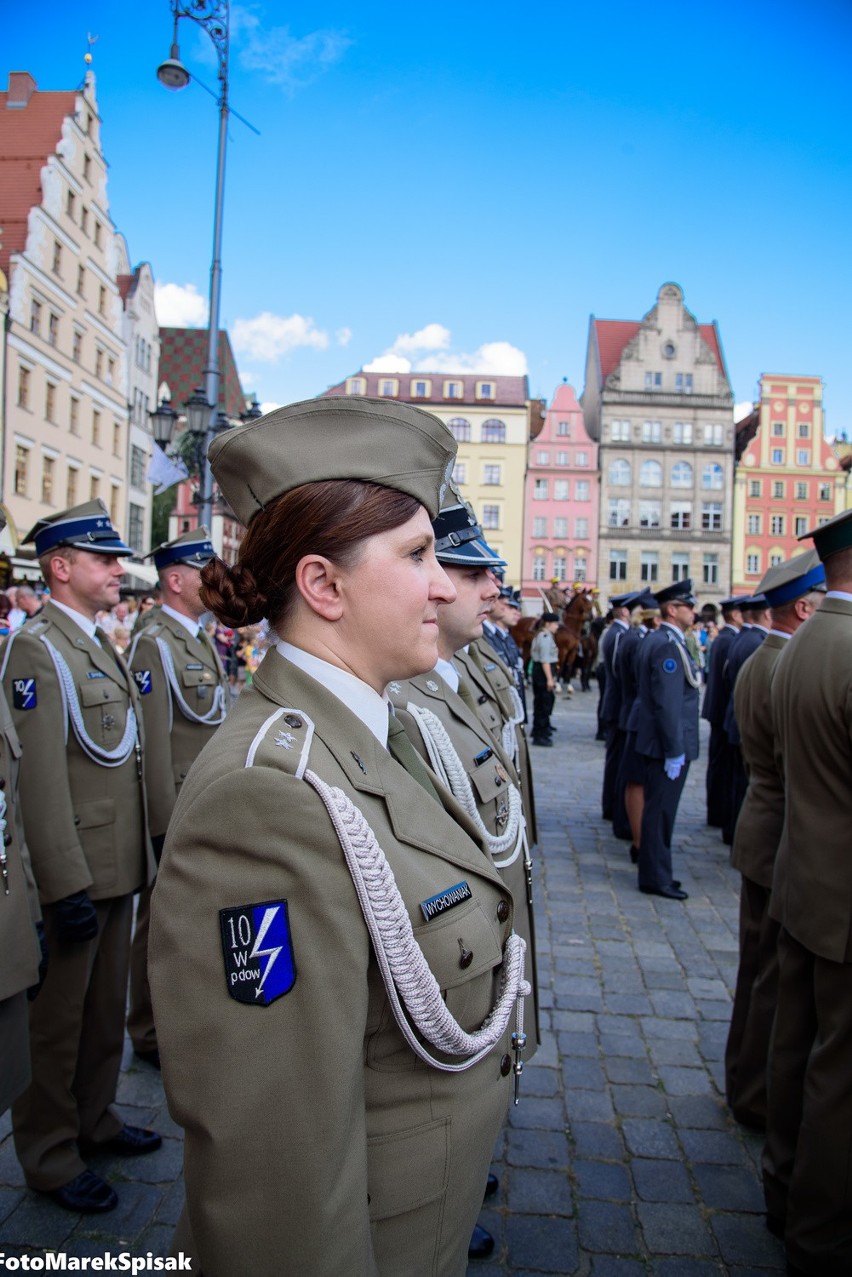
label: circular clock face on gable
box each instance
[773,400,785,413]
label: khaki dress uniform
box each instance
[0,685,42,1116]
[127,605,228,1055]
[765,594,852,1273]
[1,601,153,1189]
[149,651,525,1276]
[724,632,788,1128]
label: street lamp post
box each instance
[157,0,230,531]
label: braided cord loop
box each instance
[155,636,228,726]
[40,637,139,767]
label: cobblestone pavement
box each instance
[0,683,786,1274]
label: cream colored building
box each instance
[0,70,129,558]
[116,240,159,558]
[322,371,532,578]
[582,282,735,604]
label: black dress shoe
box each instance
[134,1047,161,1070]
[629,846,639,864]
[531,737,552,747]
[46,1169,118,1214]
[639,884,689,900]
[80,1125,162,1156]
[468,1224,495,1260]
[765,1212,785,1239]
[484,1172,499,1199]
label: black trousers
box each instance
[531,668,554,740]
[601,724,624,821]
[637,756,689,890]
[705,723,729,827]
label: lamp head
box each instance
[157,42,190,91]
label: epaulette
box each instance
[244,706,315,781]
[24,618,49,637]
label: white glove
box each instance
[664,755,685,781]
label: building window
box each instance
[672,421,693,444]
[113,421,121,457]
[481,505,500,530]
[66,466,78,507]
[481,418,506,444]
[128,503,145,554]
[670,501,692,530]
[130,445,146,489]
[66,189,76,218]
[773,481,785,498]
[640,551,659,583]
[554,479,569,501]
[575,481,590,501]
[749,479,762,497]
[444,380,462,399]
[532,553,547,582]
[703,554,720,585]
[640,459,662,487]
[92,409,101,447]
[41,455,55,504]
[556,420,572,438]
[795,481,807,499]
[771,514,785,536]
[52,240,62,275]
[609,550,628,582]
[411,379,430,399]
[610,419,630,441]
[17,365,31,409]
[772,421,785,436]
[575,556,587,582]
[94,219,103,249]
[671,460,693,488]
[702,463,723,489]
[796,449,810,465]
[47,312,59,347]
[672,552,690,582]
[575,450,588,467]
[639,501,661,528]
[90,474,100,501]
[705,423,725,446]
[747,514,762,535]
[769,550,784,567]
[794,516,808,537]
[72,330,82,363]
[771,448,784,465]
[45,381,56,423]
[642,420,662,443]
[644,372,662,390]
[110,485,120,524]
[80,207,88,235]
[107,357,116,386]
[554,517,569,540]
[798,422,811,438]
[77,265,85,297]
[819,483,832,501]
[452,462,466,485]
[378,379,397,397]
[552,555,567,581]
[608,498,630,528]
[346,377,366,395]
[83,153,91,182]
[533,516,547,537]
[30,298,41,335]
[69,396,80,436]
[608,458,631,487]
[536,450,550,465]
[476,382,494,400]
[14,446,29,497]
[675,373,693,393]
[534,479,549,500]
[575,517,589,538]
[746,552,760,575]
[483,464,501,486]
[555,451,569,465]
[94,348,104,380]
[447,417,471,442]
[98,285,107,317]
[702,503,722,531]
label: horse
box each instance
[555,592,594,685]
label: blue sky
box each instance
[6,1,852,427]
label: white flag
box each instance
[147,445,189,495]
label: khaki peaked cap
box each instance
[208,396,458,527]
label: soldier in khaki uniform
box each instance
[149,398,530,1276]
[127,527,229,1066]
[0,501,160,1214]
[763,508,852,1275]
[724,553,824,1132]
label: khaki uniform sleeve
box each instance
[129,631,177,839]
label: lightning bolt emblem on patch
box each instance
[249,906,283,997]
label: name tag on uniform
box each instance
[185,662,204,671]
[420,881,472,922]
[473,747,493,767]
[134,670,152,695]
[12,678,36,710]
[220,900,297,1006]
[86,670,107,679]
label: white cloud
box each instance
[232,5,351,94]
[260,401,282,415]
[231,312,329,362]
[155,282,207,327]
[364,326,528,377]
[336,326,353,347]
[734,400,755,422]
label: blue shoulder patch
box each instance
[12,678,37,710]
[662,657,678,675]
[220,900,296,1006]
[133,670,152,695]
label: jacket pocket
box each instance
[368,1117,449,1220]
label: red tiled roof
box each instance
[0,77,76,276]
[321,369,529,407]
[592,318,726,385]
[158,327,246,419]
[117,272,135,305]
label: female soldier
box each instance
[149,396,529,1277]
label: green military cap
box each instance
[798,506,852,562]
[24,499,133,557]
[208,396,457,527]
[757,549,826,606]
[148,525,216,571]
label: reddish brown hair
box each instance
[200,480,422,629]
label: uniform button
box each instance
[500,1054,511,1076]
[496,900,510,923]
[458,946,473,969]
[74,816,81,825]
[284,714,302,729]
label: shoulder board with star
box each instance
[244,706,315,781]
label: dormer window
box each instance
[378,378,398,397]
[410,378,431,399]
[476,381,495,400]
[346,377,366,395]
[444,380,462,399]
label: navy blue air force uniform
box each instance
[701,605,743,830]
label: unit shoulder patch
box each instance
[220,900,297,1006]
[12,678,37,710]
[662,657,678,675]
[133,670,152,695]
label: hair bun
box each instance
[200,559,268,628]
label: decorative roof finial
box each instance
[85,32,98,65]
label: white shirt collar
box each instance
[613,618,629,630]
[661,621,685,643]
[276,640,389,747]
[752,622,771,634]
[769,629,792,640]
[434,656,459,692]
[161,603,200,639]
[826,590,852,603]
[51,598,99,641]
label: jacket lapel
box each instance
[45,603,132,688]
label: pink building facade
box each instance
[521,383,599,599]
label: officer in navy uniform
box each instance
[0,501,160,1214]
[632,578,700,900]
[721,595,771,845]
[701,596,744,829]
[614,594,658,862]
[127,527,229,1068]
[599,591,643,828]
[482,588,527,722]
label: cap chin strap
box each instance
[304,767,529,1073]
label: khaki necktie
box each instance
[456,675,479,715]
[387,711,441,803]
